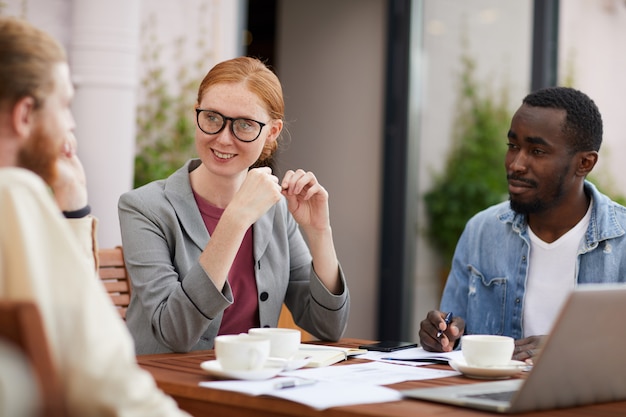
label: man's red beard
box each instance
[16,122,59,186]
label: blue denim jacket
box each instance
[440,181,626,339]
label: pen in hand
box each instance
[436,311,453,338]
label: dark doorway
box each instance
[245,0,277,68]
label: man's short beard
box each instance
[509,175,566,216]
[509,198,545,216]
[16,122,58,186]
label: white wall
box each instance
[559,0,626,197]
[70,0,141,250]
[276,0,387,339]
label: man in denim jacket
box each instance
[419,87,626,362]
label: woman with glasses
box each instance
[118,57,350,354]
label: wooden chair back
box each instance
[278,304,315,342]
[0,300,67,417]
[98,246,131,320]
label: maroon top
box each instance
[193,191,260,335]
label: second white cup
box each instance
[461,335,514,368]
[248,327,301,359]
[214,334,270,371]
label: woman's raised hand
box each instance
[281,169,330,232]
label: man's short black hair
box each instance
[523,87,603,153]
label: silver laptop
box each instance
[402,283,626,413]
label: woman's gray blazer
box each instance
[118,159,350,354]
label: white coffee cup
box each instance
[461,335,514,368]
[248,328,301,359]
[214,334,270,371]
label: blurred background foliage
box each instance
[133,7,212,188]
[423,52,510,265]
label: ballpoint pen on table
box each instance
[380,357,450,365]
[274,379,317,390]
[436,311,453,338]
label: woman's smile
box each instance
[212,149,235,160]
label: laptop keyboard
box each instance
[467,391,516,402]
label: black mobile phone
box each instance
[358,341,418,352]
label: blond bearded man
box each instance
[0,16,190,416]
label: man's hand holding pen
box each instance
[418,310,465,353]
[436,311,453,338]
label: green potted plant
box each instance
[423,54,511,267]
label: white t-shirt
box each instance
[523,201,592,337]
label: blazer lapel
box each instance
[164,160,209,250]
[253,204,275,262]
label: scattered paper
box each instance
[280,360,459,385]
[200,377,402,410]
[199,347,462,410]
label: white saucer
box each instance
[449,359,527,380]
[200,360,283,380]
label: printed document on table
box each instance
[200,377,402,410]
[280,360,459,385]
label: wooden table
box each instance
[137,338,626,417]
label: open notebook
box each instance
[402,283,626,413]
[297,344,367,367]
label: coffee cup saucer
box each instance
[449,358,528,380]
[200,360,284,381]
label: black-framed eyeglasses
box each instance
[195,109,266,142]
